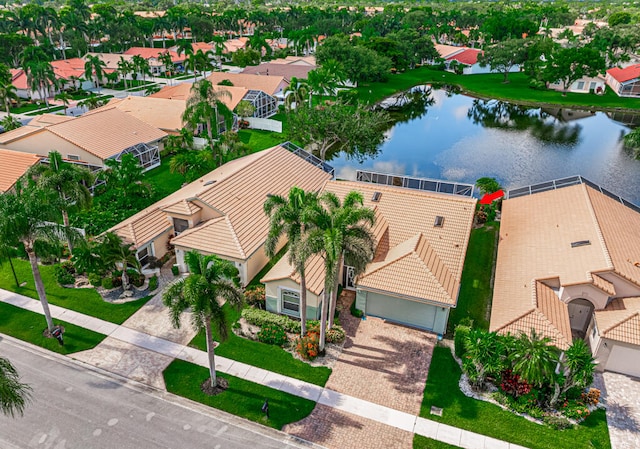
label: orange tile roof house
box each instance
[491,179,640,377]
[206,72,288,97]
[241,63,315,82]
[261,181,476,334]
[0,109,167,171]
[11,58,94,100]
[0,148,42,193]
[108,144,332,285]
[606,64,640,98]
[123,47,184,76]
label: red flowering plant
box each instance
[295,331,319,360]
[500,370,533,398]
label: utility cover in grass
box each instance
[430,406,443,417]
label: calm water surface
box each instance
[333,89,640,204]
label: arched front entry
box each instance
[568,298,595,339]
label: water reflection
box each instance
[333,89,640,204]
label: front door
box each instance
[568,298,594,336]
[342,265,356,290]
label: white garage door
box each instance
[366,292,437,331]
[606,345,640,378]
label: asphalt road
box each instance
[0,336,317,449]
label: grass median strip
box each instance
[413,435,462,449]
[0,259,150,324]
[418,346,610,449]
[164,359,316,430]
[189,303,331,387]
[0,301,105,354]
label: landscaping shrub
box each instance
[561,399,591,421]
[54,262,76,285]
[146,256,163,269]
[148,274,159,292]
[171,265,179,276]
[454,324,471,358]
[241,308,301,333]
[500,370,533,398]
[581,388,601,406]
[543,415,574,430]
[244,286,266,309]
[350,298,363,318]
[101,277,114,289]
[87,272,102,287]
[307,322,346,344]
[126,268,145,288]
[257,324,288,347]
[295,331,319,360]
[111,275,122,287]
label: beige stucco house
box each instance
[262,180,476,334]
[0,109,167,171]
[108,144,332,285]
[491,179,640,378]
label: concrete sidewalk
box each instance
[0,289,528,449]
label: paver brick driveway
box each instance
[285,291,436,449]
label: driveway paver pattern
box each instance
[594,371,640,449]
[285,291,436,449]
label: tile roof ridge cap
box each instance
[360,233,422,278]
[128,222,138,245]
[582,184,614,269]
[223,214,246,259]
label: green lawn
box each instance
[144,159,186,199]
[448,223,499,332]
[247,245,287,288]
[238,129,286,151]
[189,303,331,386]
[358,67,640,111]
[414,436,461,449]
[164,359,316,430]
[418,346,611,449]
[0,302,105,354]
[0,259,149,324]
[25,106,65,116]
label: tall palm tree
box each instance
[212,35,226,69]
[22,47,56,109]
[117,57,132,90]
[84,54,106,93]
[0,82,19,114]
[163,251,243,389]
[508,330,559,387]
[54,91,71,115]
[98,232,140,291]
[27,151,94,254]
[0,357,32,418]
[306,191,375,350]
[264,187,319,337]
[182,79,232,143]
[283,77,310,111]
[0,183,77,332]
[158,51,174,79]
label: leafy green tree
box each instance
[508,330,559,387]
[0,33,32,67]
[306,191,375,350]
[543,45,606,96]
[264,187,319,337]
[316,35,391,84]
[624,128,640,158]
[182,79,232,143]
[0,183,77,332]
[608,11,632,27]
[549,339,596,408]
[97,232,140,291]
[0,115,21,131]
[235,100,255,123]
[463,329,507,387]
[169,150,214,183]
[478,39,528,83]
[100,153,151,199]
[288,104,389,161]
[0,357,32,418]
[84,54,106,93]
[0,81,18,114]
[27,151,94,254]
[22,46,56,109]
[476,177,502,194]
[163,251,243,389]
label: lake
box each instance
[332,88,640,204]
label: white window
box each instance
[589,82,597,91]
[577,81,585,90]
[137,245,153,267]
[281,290,300,316]
[67,154,80,161]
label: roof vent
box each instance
[203,180,216,186]
[571,240,591,248]
[434,216,445,227]
[371,191,382,202]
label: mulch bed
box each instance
[200,377,229,396]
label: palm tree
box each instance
[0,183,77,332]
[27,151,94,254]
[549,339,596,408]
[22,47,57,109]
[131,55,151,84]
[0,115,22,131]
[283,77,310,111]
[0,357,32,418]
[117,57,132,90]
[182,80,232,143]
[163,251,243,389]
[508,330,559,387]
[54,91,71,115]
[0,81,19,114]
[212,35,226,69]
[84,54,106,93]
[169,150,214,183]
[98,232,140,291]
[264,187,319,337]
[306,191,375,350]
[100,153,150,199]
[463,329,507,387]
[158,51,174,79]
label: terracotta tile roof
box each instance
[0,126,44,144]
[123,47,183,63]
[268,56,317,66]
[85,52,134,70]
[206,72,287,96]
[43,108,167,160]
[162,199,202,216]
[491,184,613,335]
[114,208,172,248]
[50,58,86,80]
[446,49,482,66]
[89,96,187,132]
[223,37,248,53]
[592,273,616,296]
[241,63,314,81]
[26,114,75,127]
[263,180,476,306]
[10,69,28,90]
[595,298,640,345]
[261,253,326,295]
[110,145,332,257]
[607,64,640,83]
[0,148,42,192]
[150,83,248,110]
[435,44,464,59]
